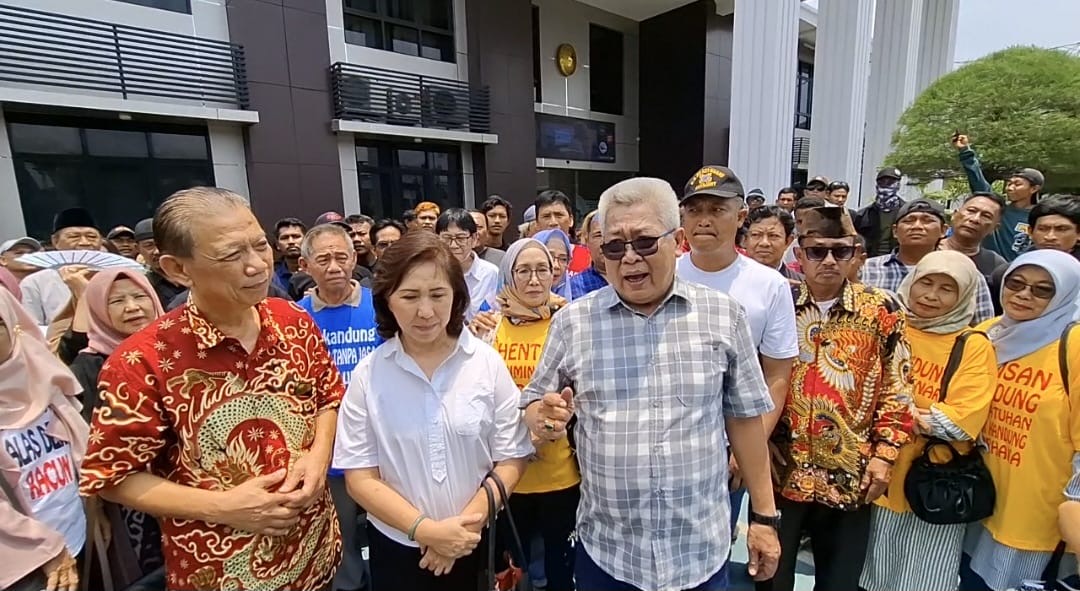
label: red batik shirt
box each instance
[80,298,344,591]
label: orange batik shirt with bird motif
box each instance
[771,281,914,510]
[79,298,344,591]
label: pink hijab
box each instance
[83,269,164,356]
[0,267,20,302]
[0,288,84,433]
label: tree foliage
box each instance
[887,47,1080,193]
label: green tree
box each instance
[887,46,1080,193]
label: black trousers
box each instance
[755,496,871,591]
[501,485,580,591]
[367,523,485,591]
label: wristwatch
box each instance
[749,510,782,531]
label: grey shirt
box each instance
[20,269,72,325]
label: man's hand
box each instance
[43,547,78,591]
[419,547,457,576]
[951,133,970,151]
[413,514,484,559]
[729,454,743,491]
[746,523,781,581]
[216,469,305,536]
[278,452,330,509]
[58,265,94,299]
[527,388,574,442]
[861,457,893,503]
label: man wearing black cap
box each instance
[106,225,138,259]
[133,217,186,307]
[860,198,996,323]
[852,167,905,257]
[804,176,830,202]
[21,207,103,325]
[762,205,913,591]
[676,166,798,558]
[953,133,1044,261]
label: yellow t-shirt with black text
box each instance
[975,319,1080,551]
[876,327,996,514]
[492,317,580,494]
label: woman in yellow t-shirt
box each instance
[471,237,579,591]
[962,249,1080,591]
[860,251,997,591]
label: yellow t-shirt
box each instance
[492,317,580,494]
[876,327,997,514]
[975,318,1080,551]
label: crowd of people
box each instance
[1,132,1079,591]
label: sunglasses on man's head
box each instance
[600,229,676,261]
[802,245,856,261]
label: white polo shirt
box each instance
[676,253,799,360]
[332,330,532,547]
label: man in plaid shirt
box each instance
[523,177,781,591]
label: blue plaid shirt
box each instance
[860,251,996,324]
[569,266,608,297]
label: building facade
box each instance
[0,0,958,240]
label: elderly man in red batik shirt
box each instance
[79,187,343,591]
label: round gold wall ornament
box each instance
[556,43,577,77]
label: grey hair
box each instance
[300,223,353,260]
[153,186,249,257]
[597,177,680,236]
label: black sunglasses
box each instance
[1003,276,1056,300]
[803,245,856,261]
[600,229,676,261]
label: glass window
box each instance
[532,5,542,103]
[112,0,191,14]
[355,140,462,219]
[8,123,82,155]
[343,0,455,63]
[794,61,813,130]
[589,24,624,116]
[398,149,427,169]
[151,133,209,160]
[85,129,148,158]
[355,145,379,165]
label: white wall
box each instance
[534,0,639,172]
[0,110,27,238]
[208,122,250,198]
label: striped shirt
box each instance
[522,277,773,591]
[860,251,996,324]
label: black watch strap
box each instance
[750,511,782,530]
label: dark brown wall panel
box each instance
[228,0,341,228]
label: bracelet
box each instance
[407,514,428,541]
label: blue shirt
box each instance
[273,261,294,294]
[568,266,608,297]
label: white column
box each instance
[859,0,923,206]
[915,0,959,93]
[0,109,28,238]
[728,0,800,197]
[207,122,251,199]
[807,0,874,187]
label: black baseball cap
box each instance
[895,198,946,223]
[682,165,745,202]
[806,176,830,189]
[877,167,903,181]
[133,218,154,241]
[746,188,766,203]
[1010,167,1045,188]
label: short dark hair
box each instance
[345,214,374,227]
[370,218,406,246]
[747,206,796,238]
[402,210,416,223]
[828,181,850,192]
[534,190,574,217]
[435,208,478,234]
[275,217,307,238]
[154,186,249,257]
[778,187,798,197]
[962,191,1007,214]
[372,232,468,340]
[1029,195,1080,230]
[481,195,512,215]
[794,196,828,211]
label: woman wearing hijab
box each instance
[67,269,165,581]
[961,249,1080,591]
[68,269,164,423]
[532,229,574,301]
[0,288,87,591]
[471,238,578,591]
[0,267,22,302]
[859,251,997,591]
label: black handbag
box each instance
[482,471,526,591]
[904,330,997,524]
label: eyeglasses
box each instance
[600,228,676,261]
[1003,276,1056,300]
[512,267,553,282]
[439,234,473,246]
[802,245,856,261]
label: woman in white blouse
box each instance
[333,232,532,591]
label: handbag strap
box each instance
[939,330,987,401]
[482,471,525,591]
